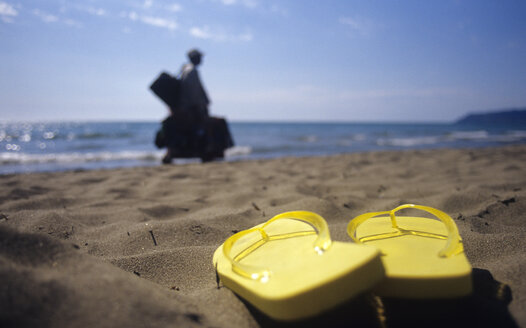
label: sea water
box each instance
[0,120,525,174]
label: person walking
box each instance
[178,48,210,124]
[162,49,211,163]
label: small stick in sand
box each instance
[149,230,158,246]
[252,202,260,211]
[215,263,221,289]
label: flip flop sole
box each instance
[355,216,472,298]
[348,205,472,299]
[214,215,384,320]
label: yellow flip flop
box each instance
[213,211,385,321]
[347,204,472,299]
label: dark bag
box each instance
[154,115,192,149]
[154,127,166,148]
[205,117,234,151]
[150,72,181,109]
[154,115,235,161]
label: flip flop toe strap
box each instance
[223,211,332,282]
[347,204,462,258]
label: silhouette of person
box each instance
[178,48,210,123]
[162,49,211,163]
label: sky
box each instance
[0,0,525,123]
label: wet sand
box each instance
[1,145,525,327]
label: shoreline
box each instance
[2,143,526,176]
[2,119,525,176]
[1,144,525,327]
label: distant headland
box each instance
[456,108,526,126]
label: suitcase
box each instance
[150,72,180,109]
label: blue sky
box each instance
[1,0,525,122]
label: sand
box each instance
[1,145,525,327]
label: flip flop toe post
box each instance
[213,211,385,321]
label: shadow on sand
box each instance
[244,268,517,328]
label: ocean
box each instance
[1,120,525,174]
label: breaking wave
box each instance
[0,150,164,165]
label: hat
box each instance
[187,48,203,59]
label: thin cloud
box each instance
[64,4,108,17]
[141,15,177,30]
[0,1,17,23]
[134,1,183,13]
[126,11,177,30]
[64,18,82,28]
[339,16,377,37]
[127,11,138,21]
[84,6,107,17]
[217,0,258,9]
[238,31,253,42]
[143,0,154,9]
[190,26,212,39]
[216,0,288,15]
[33,9,59,23]
[166,3,182,13]
[189,25,253,42]
[33,8,82,27]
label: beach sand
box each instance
[1,145,525,327]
